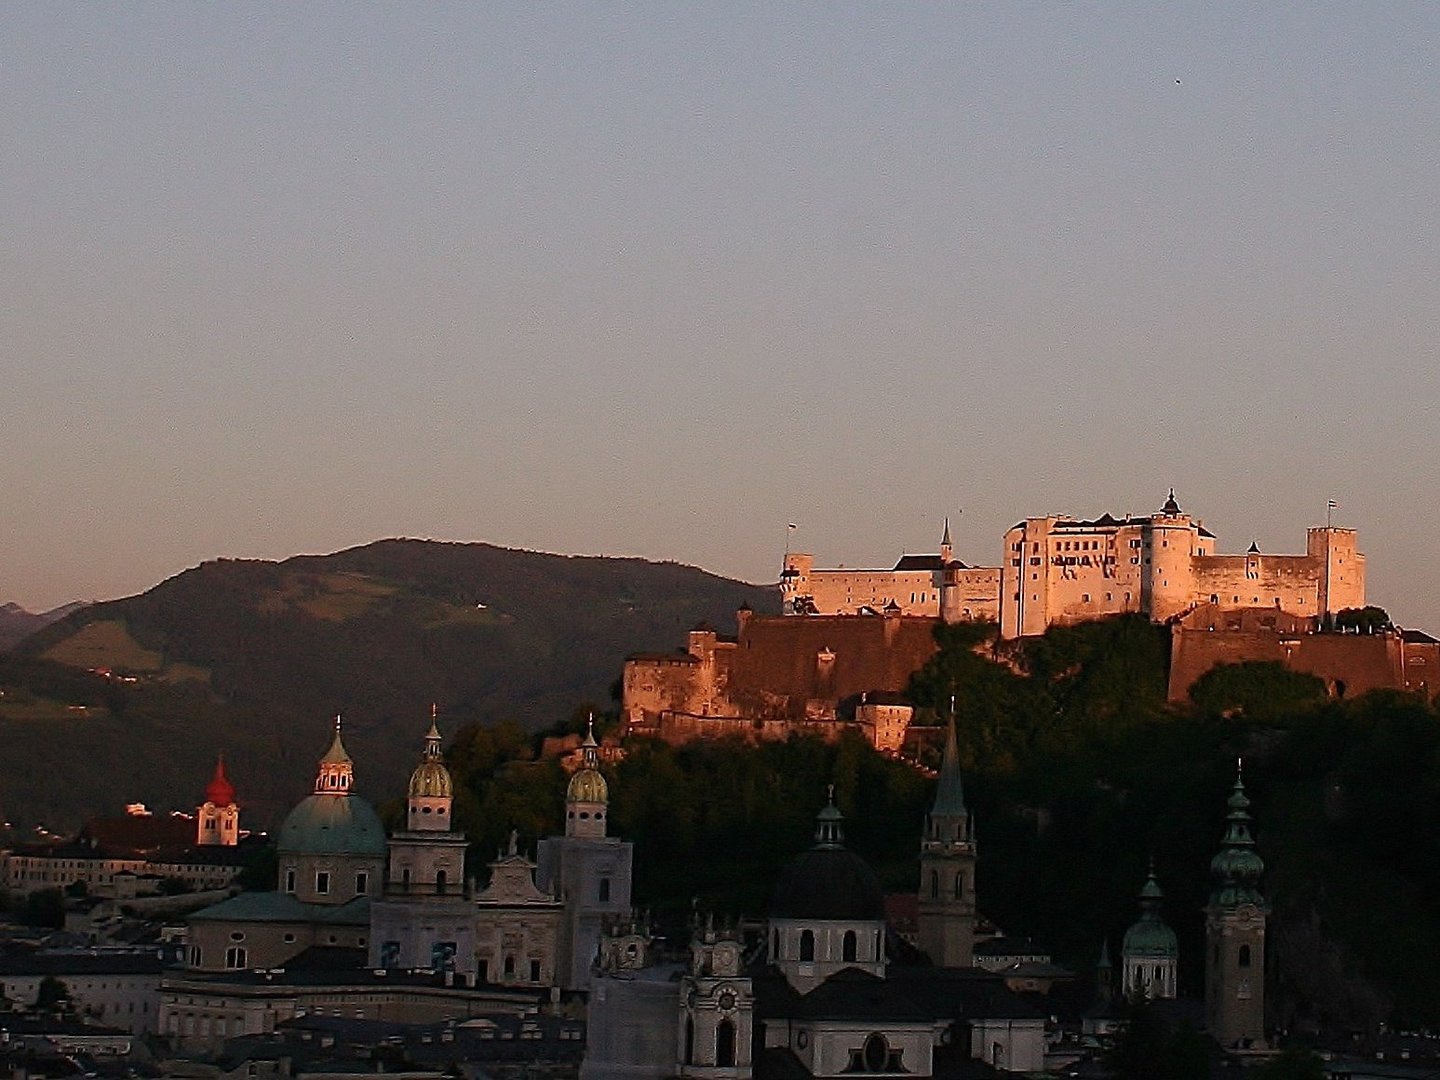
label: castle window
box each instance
[315,871,330,895]
[843,931,857,963]
[1238,944,1252,968]
[599,877,611,902]
[800,930,815,961]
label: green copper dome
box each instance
[1123,866,1179,959]
[279,791,387,856]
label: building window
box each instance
[284,869,296,893]
[504,954,516,977]
[800,930,815,962]
[1238,944,1252,968]
[436,869,447,894]
[954,871,964,899]
[599,877,611,902]
[316,871,330,895]
[355,871,368,894]
[843,930,857,963]
[717,1019,737,1067]
[684,1016,695,1064]
[224,946,247,969]
[530,959,541,982]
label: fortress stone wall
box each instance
[1167,605,1439,704]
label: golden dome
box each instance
[567,766,608,805]
[408,716,453,799]
[409,759,453,799]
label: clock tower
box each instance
[1205,762,1269,1049]
[917,714,977,968]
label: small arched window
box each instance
[843,930,857,963]
[684,1016,695,1065]
[800,929,815,961]
[1238,944,1252,968]
[930,870,940,899]
[716,1019,736,1067]
[954,871,964,899]
[862,1034,888,1072]
[599,877,611,902]
[435,869,447,894]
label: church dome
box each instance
[771,797,885,922]
[1123,869,1178,958]
[567,766,609,804]
[278,792,387,857]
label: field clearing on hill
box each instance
[39,619,209,683]
[257,571,399,621]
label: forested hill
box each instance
[1,539,775,828]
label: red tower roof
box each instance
[205,757,236,807]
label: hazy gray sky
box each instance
[4,5,1438,628]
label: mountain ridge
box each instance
[1,538,777,829]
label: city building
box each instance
[183,721,383,973]
[2,765,255,897]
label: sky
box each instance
[3,5,1439,629]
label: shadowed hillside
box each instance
[2,540,775,829]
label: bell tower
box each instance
[196,756,239,846]
[1205,761,1269,1049]
[916,711,976,968]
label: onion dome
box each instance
[408,716,453,799]
[1123,865,1179,959]
[771,792,885,921]
[567,720,609,804]
[1210,762,1266,908]
[1160,488,1181,515]
[204,757,236,807]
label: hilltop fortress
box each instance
[623,493,1436,745]
[782,491,1365,638]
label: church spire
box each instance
[930,707,968,821]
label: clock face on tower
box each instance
[718,989,737,1011]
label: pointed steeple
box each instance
[1161,488,1181,515]
[930,710,968,820]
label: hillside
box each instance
[1,540,775,829]
[0,602,85,651]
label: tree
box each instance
[1189,662,1327,720]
